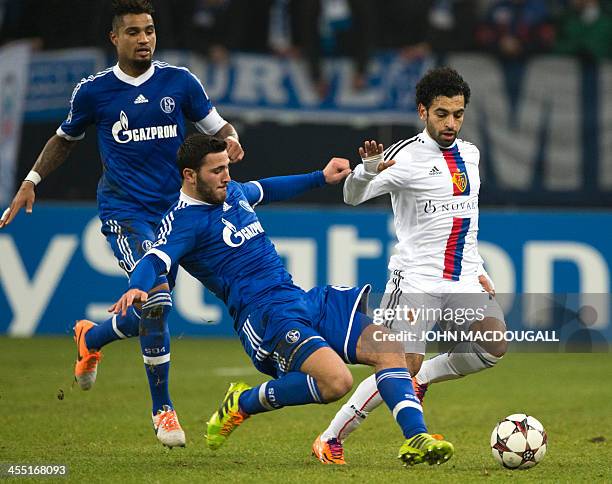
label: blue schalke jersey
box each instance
[58,61,225,223]
[146,181,304,324]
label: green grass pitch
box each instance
[1,336,610,483]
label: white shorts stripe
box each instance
[392,400,423,419]
[343,285,371,362]
[143,353,170,365]
[243,319,262,344]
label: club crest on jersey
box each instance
[239,200,255,213]
[111,111,178,144]
[160,97,175,113]
[221,217,265,248]
[285,329,300,344]
[452,171,468,193]
[141,240,153,252]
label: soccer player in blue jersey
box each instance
[0,0,243,447]
[109,133,455,467]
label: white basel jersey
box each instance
[344,128,483,281]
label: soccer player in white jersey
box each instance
[0,0,243,448]
[312,67,507,464]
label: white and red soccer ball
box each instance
[490,414,547,469]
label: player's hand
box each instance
[109,289,148,316]
[225,136,244,163]
[358,140,395,174]
[479,274,495,297]
[323,157,352,184]
[359,139,383,159]
[0,181,36,228]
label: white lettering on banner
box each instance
[478,241,516,314]
[174,267,221,324]
[449,54,581,191]
[82,217,128,321]
[272,238,316,289]
[232,56,288,104]
[0,235,77,336]
[287,61,319,107]
[327,226,382,286]
[600,63,612,190]
[524,242,609,329]
[336,62,385,108]
[82,217,124,276]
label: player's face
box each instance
[110,13,156,74]
[419,95,465,148]
[195,151,231,204]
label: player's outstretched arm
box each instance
[322,157,352,184]
[343,139,398,206]
[0,135,77,228]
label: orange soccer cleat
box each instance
[312,434,346,465]
[73,320,102,390]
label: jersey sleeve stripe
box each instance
[249,181,265,206]
[56,127,85,141]
[194,107,226,135]
[385,137,417,161]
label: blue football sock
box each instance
[85,307,141,350]
[238,372,322,415]
[139,291,173,414]
[376,368,427,439]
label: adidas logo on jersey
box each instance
[429,166,442,176]
[134,94,149,104]
[223,202,232,212]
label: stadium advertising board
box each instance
[0,205,609,347]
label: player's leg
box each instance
[355,322,454,466]
[317,283,432,449]
[309,285,452,466]
[138,280,184,447]
[73,219,151,390]
[415,287,506,386]
[206,314,351,451]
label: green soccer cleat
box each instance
[206,381,251,450]
[398,432,454,467]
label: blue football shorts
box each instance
[237,285,371,378]
[101,217,177,288]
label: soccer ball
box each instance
[490,414,547,469]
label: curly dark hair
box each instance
[415,67,471,109]
[177,134,227,177]
[111,0,155,31]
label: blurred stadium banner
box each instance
[0,42,31,207]
[0,205,610,346]
[20,50,612,206]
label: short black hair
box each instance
[177,134,227,177]
[111,0,155,31]
[415,67,471,109]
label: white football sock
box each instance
[320,373,383,442]
[415,342,501,384]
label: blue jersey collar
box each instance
[112,63,156,86]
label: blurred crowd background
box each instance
[0,0,611,207]
[1,0,611,92]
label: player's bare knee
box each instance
[472,317,507,357]
[357,325,405,364]
[405,353,424,376]
[317,368,353,402]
